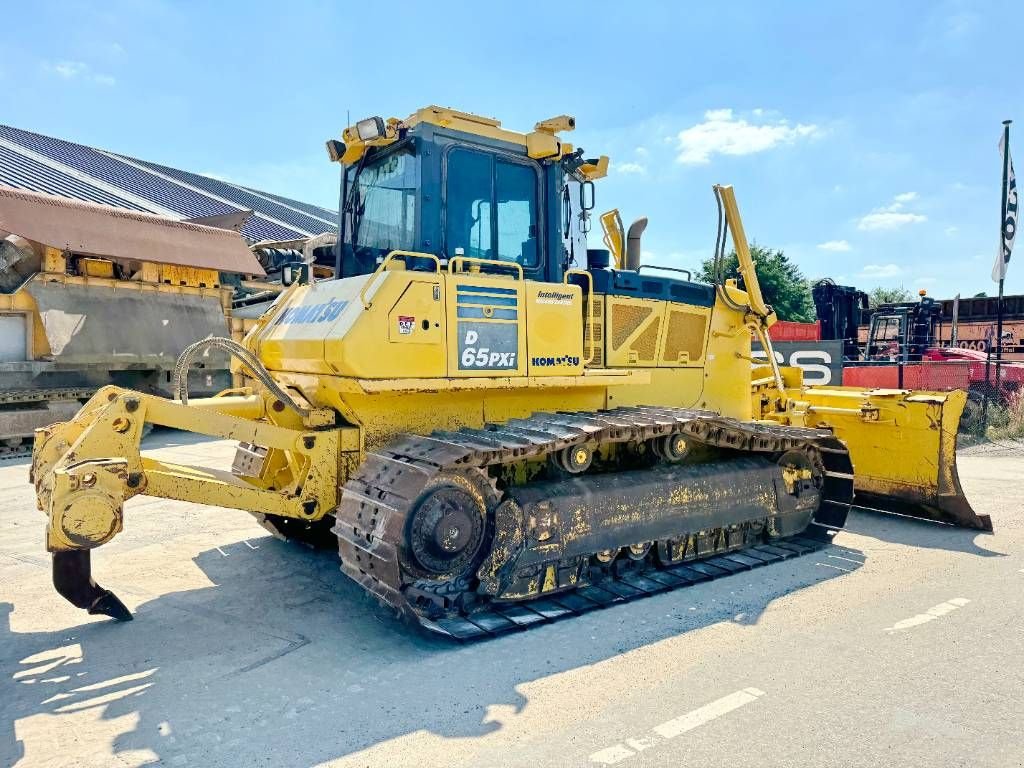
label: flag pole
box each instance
[996,119,1012,363]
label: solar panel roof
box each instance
[0,124,337,243]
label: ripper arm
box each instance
[31,385,350,619]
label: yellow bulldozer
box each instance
[29,106,989,639]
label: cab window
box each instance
[445,147,540,268]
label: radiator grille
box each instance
[663,310,707,362]
[584,295,604,367]
[631,317,661,362]
[611,303,652,349]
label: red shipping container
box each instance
[767,321,821,341]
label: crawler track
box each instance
[0,388,95,461]
[335,406,854,641]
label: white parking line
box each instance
[589,688,766,764]
[884,598,970,634]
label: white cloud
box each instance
[45,60,87,78]
[915,276,937,285]
[675,108,820,165]
[817,240,852,252]
[858,264,904,278]
[857,211,928,231]
[857,192,928,230]
[634,146,649,157]
[614,161,647,175]
[43,59,115,86]
[945,226,958,236]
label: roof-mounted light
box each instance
[324,139,346,162]
[355,116,386,142]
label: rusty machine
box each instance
[0,187,264,458]
[29,107,988,639]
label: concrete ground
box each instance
[2,432,1022,768]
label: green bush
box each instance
[986,389,1024,440]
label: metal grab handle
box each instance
[637,264,692,281]
[359,250,441,309]
[447,256,524,280]
[564,269,595,365]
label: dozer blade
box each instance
[795,386,992,532]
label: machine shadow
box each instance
[842,507,1005,557]
[2,535,864,767]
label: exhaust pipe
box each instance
[52,550,133,621]
[624,217,648,271]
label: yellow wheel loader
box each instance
[29,106,988,639]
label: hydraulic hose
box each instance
[173,337,310,418]
[712,186,750,315]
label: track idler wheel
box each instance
[551,444,593,474]
[652,433,690,463]
[776,449,823,495]
[594,548,619,564]
[626,542,652,561]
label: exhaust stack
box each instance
[624,217,648,271]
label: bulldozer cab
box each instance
[333,106,595,284]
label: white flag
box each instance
[993,133,1018,281]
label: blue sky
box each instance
[3,0,1022,298]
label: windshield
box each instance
[344,146,417,271]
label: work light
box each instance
[355,117,386,141]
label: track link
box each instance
[334,406,854,640]
[0,387,96,461]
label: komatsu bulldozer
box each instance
[29,106,989,639]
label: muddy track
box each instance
[334,406,854,641]
[0,387,95,461]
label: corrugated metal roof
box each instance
[0,124,337,244]
[0,144,149,211]
[0,186,265,275]
[121,156,336,236]
[239,185,338,221]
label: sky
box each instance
[3,0,1023,299]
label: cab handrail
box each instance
[360,251,441,309]
[447,256,524,280]
[565,268,595,365]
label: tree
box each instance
[696,245,815,322]
[973,291,988,298]
[867,286,913,308]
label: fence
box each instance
[840,347,1024,439]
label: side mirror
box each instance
[579,180,595,212]
[281,262,308,287]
